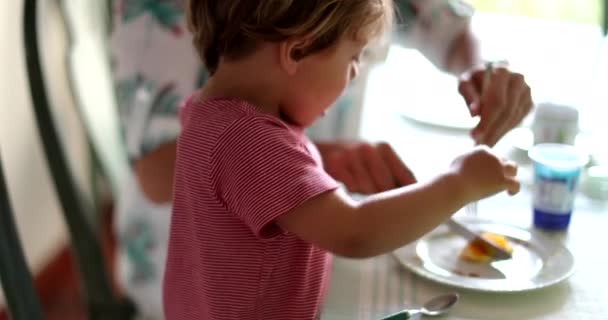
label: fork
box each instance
[465,61,496,217]
[465,200,478,217]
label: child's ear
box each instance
[279,37,309,76]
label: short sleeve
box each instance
[394,0,474,69]
[213,117,339,239]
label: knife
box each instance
[446,218,512,260]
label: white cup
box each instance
[532,103,579,146]
[582,166,608,201]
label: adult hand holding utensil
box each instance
[458,61,534,147]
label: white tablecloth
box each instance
[322,200,608,320]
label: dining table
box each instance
[320,49,608,320]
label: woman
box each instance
[110,0,532,318]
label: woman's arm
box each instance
[443,26,481,75]
[394,0,480,74]
[132,142,177,204]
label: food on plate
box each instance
[459,232,513,263]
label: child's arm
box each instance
[277,146,519,258]
[277,172,465,258]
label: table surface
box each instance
[321,58,608,320]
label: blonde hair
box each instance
[188,0,392,74]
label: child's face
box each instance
[282,37,367,127]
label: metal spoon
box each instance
[379,293,460,319]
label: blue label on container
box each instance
[533,175,578,214]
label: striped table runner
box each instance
[322,255,431,320]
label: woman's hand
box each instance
[316,141,416,195]
[458,65,533,146]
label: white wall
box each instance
[0,0,92,307]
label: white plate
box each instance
[399,111,478,131]
[381,46,478,130]
[393,218,575,292]
[502,127,597,154]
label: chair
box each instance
[61,0,131,196]
[0,154,45,320]
[22,0,134,318]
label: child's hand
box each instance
[450,146,520,201]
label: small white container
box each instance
[532,103,579,146]
[582,166,608,201]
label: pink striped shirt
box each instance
[164,97,339,319]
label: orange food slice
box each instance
[460,232,513,263]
